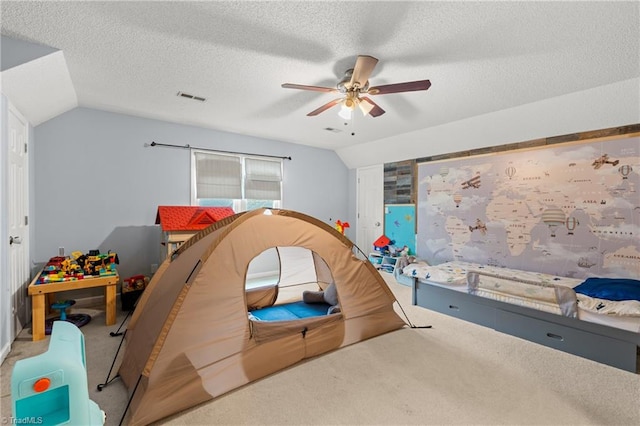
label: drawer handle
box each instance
[546,332,564,341]
[448,305,460,311]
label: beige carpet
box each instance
[2,273,639,425]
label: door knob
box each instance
[375,222,381,226]
[9,236,22,245]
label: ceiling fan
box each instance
[281,55,431,119]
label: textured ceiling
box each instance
[1,1,638,151]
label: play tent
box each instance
[118,208,406,425]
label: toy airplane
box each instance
[468,218,487,235]
[592,154,619,169]
[461,175,481,189]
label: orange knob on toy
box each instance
[33,377,50,392]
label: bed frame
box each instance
[411,279,640,373]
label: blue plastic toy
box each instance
[11,321,105,425]
[50,300,74,320]
[45,300,91,335]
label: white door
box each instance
[8,103,30,339]
[356,164,384,256]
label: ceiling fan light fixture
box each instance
[344,98,356,109]
[338,103,353,120]
[339,96,358,120]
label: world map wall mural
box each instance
[417,135,639,279]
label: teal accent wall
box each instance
[384,204,416,255]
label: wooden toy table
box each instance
[28,272,119,341]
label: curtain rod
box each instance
[146,141,292,160]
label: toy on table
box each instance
[36,250,118,284]
[11,321,106,425]
[76,251,118,277]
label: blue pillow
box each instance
[574,278,640,301]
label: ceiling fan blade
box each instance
[360,97,386,117]
[281,83,338,93]
[368,79,431,95]
[349,55,378,89]
[307,98,343,116]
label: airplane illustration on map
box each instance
[461,175,481,189]
[578,257,596,268]
[468,219,487,235]
[591,154,619,169]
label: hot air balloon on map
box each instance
[618,164,632,179]
[439,166,449,182]
[542,207,566,237]
[565,216,579,235]
[505,166,516,180]
[426,182,432,195]
[453,193,462,208]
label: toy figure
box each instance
[335,220,350,235]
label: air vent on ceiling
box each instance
[177,91,206,102]
[324,127,342,133]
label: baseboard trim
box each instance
[72,293,121,309]
[1,341,11,365]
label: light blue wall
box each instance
[33,107,349,279]
[0,35,57,71]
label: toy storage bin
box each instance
[121,290,143,311]
[121,275,148,311]
[368,252,383,265]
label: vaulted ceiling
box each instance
[1,1,638,152]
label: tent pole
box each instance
[97,329,126,391]
[110,307,133,337]
[98,298,139,390]
[395,302,432,329]
[119,374,142,426]
[354,243,432,329]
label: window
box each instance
[191,150,283,211]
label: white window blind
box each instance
[194,152,242,199]
[245,157,282,200]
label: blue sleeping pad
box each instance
[250,301,332,321]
